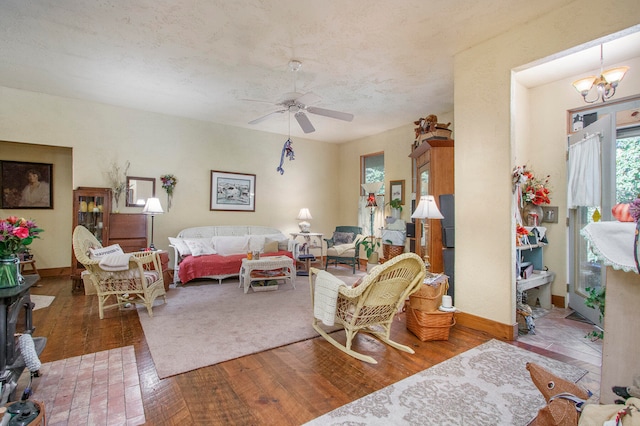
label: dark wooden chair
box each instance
[324,226,363,273]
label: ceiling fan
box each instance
[247,60,354,134]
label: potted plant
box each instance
[360,237,381,267]
[388,198,403,219]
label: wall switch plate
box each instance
[541,206,559,224]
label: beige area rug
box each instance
[305,339,589,426]
[138,266,366,379]
[31,294,55,310]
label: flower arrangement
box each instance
[516,224,531,246]
[107,160,130,211]
[513,165,551,205]
[160,174,178,211]
[0,216,42,257]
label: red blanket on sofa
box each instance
[178,251,294,284]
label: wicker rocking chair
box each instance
[72,225,167,319]
[310,252,426,364]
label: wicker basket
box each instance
[409,279,449,312]
[383,244,404,260]
[406,304,455,341]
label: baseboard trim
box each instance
[455,311,518,341]
[552,294,565,308]
[24,267,71,279]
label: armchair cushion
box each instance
[332,231,355,245]
[327,244,356,256]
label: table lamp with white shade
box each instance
[411,195,444,269]
[296,208,313,233]
[143,197,164,250]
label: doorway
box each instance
[567,99,640,325]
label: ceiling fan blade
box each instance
[306,106,354,122]
[294,92,321,107]
[294,111,315,133]
[248,110,286,125]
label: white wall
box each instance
[1,86,342,268]
[454,0,639,326]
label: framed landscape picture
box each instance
[0,160,53,209]
[210,170,256,211]
[389,179,405,205]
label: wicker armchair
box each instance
[324,226,363,273]
[310,252,426,364]
[72,225,167,319]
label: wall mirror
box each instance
[126,176,156,207]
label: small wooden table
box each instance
[239,256,295,294]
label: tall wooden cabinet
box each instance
[71,187,148,289]
[409,138,454,273]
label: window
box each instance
[361,152,384,193]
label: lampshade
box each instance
[571,44,629,103]
[365,193,377,207]
[296,208,313,220]
[410,195,444,219]
[361,182,383,195]
[143,197,164,215]
[296,208,312,233]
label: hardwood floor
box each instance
[27,276,594,425]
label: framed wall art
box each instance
[389,179,405,205]
[210,170,256,211]
[0,160,53,209]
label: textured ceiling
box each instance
[0,0,606,143]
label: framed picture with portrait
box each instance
[0,161,53,209]
[389,179,405,205]
[210,170,256,211]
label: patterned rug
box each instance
[305,339,589,426]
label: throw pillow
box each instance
[264,240,279,253]
[169,237,191,257]
[184,239,217,257]
[249,235,266,252]
[89,244,124,259]
[212,235,250,256]
[333,231,355,245]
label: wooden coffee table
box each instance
[239,256,295,294]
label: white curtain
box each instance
[567,133,601,208]
[358,195,384,237]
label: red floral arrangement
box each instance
[521,170,551,205]
[0,216,43,257]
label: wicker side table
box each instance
[239,256,295,294]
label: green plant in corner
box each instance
[584,286,605,340]
[388,198,403,211]
[359,237,381,261]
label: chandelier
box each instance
[572,44,629,103]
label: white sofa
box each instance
[169,226,299,285]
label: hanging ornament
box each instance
[277,138,295,175]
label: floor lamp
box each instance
[411,195,444,270]
[143,197,164,250]
[361,182,383,237]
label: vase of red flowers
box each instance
[0,216,43,288]
[519,168,551,226]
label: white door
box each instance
[567,115,613,326]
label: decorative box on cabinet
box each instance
[409,138,454,273]
[71,187,111,289]
[108,214,147,253]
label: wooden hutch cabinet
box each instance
[409,138,454,273]
[71,187,148,289]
